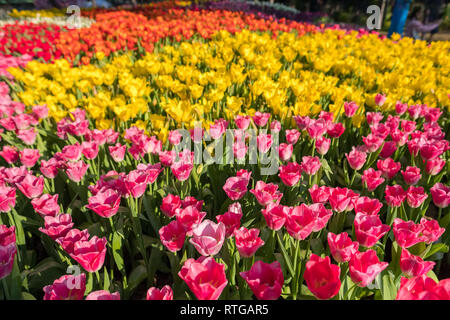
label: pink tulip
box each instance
[308,185,331,204]
[346,147,367,170]
[86,290,120,300]
[0,185,16,213]
[31,193,60,217]
[285,203,316,240]
[361,168,385,191]
[270,120,281,133]
[301,156,321,175]
[277,143,293,161]
[40,158,61,179]
[385,185,406,207]
[158,150,176,167]
[250,181,282,207]
[234,115,251,130]
[329,187,357,213]
[234,227,264,258]
[0,225,16,280]
[0,146,19,164]
[315,136,331,155]
[393,218,424,248]
[257,133,273,153]
[354,213,390,248]
[400,249,435,278]
[362,134,384,153]
[17,127,37,145]
[39,214,73,240]
[240,260,284,300]
[19,148,40,168]
[61,143,82,162]
[366,112,384,125]
[377,158,401,179]
[146,285,173,300]
[353,196,383,216]
[16,174,44,199]
[168,130,182,145]
[401,166,421,185]
[216,209,242,238]
[69,236,107,273]
[179,256,228,300]
[189,220,225,256]
[344,101,359,117]
[159,220,186,253]
[252,112,271,127]
[43,274,86,300]
[160,194,181,218]
[379,141,397,159]
[327,122,345,138]
[65,160,89,183]
[420,141,445,161]
[261,203,290,231]
[293,115,311,131]
[374,93,386,106]
[406,186,428,208]
[86,188,121,218]
[278,162,302,187]
[176,205,207,236]
[420,218,445,244]
[181,196,204,211]
[307,119,327,139]
[395,101,408,115]
[285,129,300,145]
[223,176,249,200]
[304,254,341,300]
[396,275,441,300]
[430,183,450,208]
[425,158,446,176]
[327,232,359,263]
[171,161,193,182]
[349,250,388,287]
[109,143,126,162]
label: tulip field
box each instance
[0,1,449,301]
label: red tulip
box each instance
[240,260,284,300]
[159,220,186,253]
[304,254,341,300]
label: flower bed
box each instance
[0,2,449,301]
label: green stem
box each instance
[1,278,10,300]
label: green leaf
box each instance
[128,264,147,292]
[21,292,36,300]
[379,272,397,300]
[423,243,449,259]
[26,258,65,292]
[112,232,125,271]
